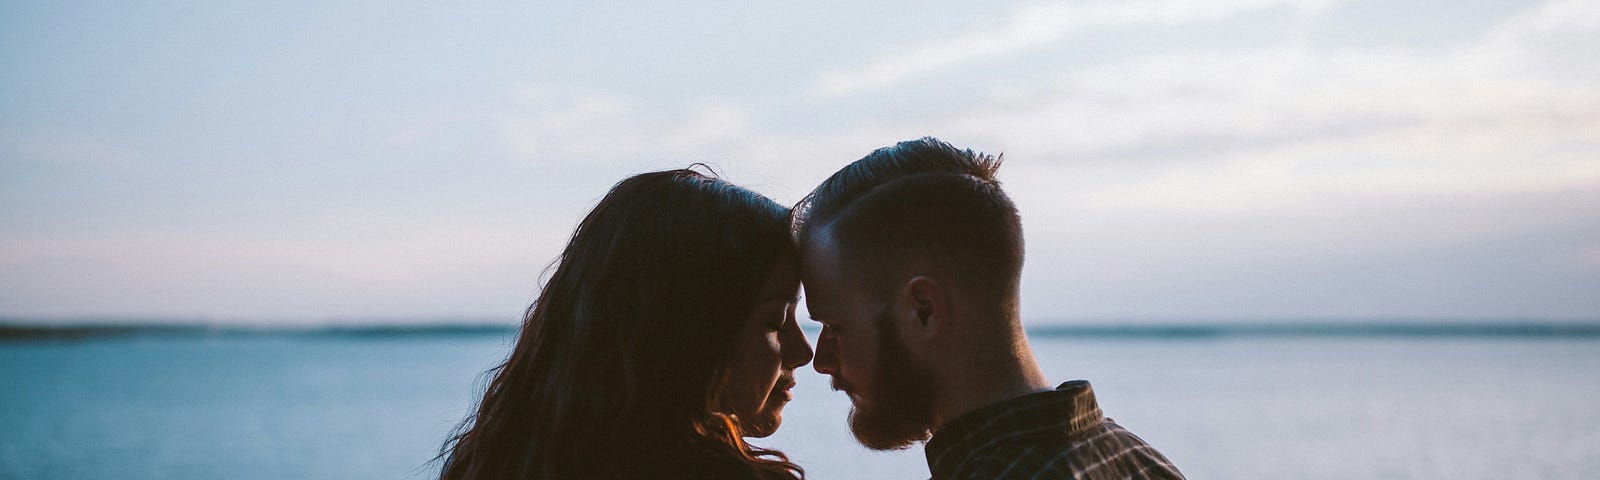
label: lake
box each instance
[2,328,1597,479]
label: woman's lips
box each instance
[772,377,796,402]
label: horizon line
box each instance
[4,318,1600,341]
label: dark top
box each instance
[924,380,1185,480]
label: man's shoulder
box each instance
[939,443,1051,479]
[938,421,1184,480]
[927,382,1184,479]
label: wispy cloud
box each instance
[495,84,751,166]
[789,0,1600,318]
[914,0,1600,211]
[812,0,1337,97]
[0,128,141,169]
[0,209,556,320]
[5,0,1596,321]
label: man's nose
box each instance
[812,326,837,375]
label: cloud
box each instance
[905,1,1600,215]
[1569,242,1600,269]
[495,84,751,166]
[7,0,1596,321]
[812,0,1337,97]
[0,128,141,169]
[1474,0,1600,89]
[780,0,1600,319]
[0,209,556,320]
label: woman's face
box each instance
[723,257,814,438]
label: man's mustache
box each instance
[830,375,853,393]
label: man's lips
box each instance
[830,375,852,393]
[829,375,865,404]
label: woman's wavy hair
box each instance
[438,168,803,480]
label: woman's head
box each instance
[441,168,811,479]
[722,255,813,438]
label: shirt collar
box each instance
[923,380,1105,476]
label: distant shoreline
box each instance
[1024,323,1600,339]
[4,320,1600,341]
[0,323,517,341]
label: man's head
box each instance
[794,137,1025,450]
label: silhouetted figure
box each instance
[440,169,813,480]
[794,138,1185,479]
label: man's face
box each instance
[801,230,937,450]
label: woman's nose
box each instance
[781,322,813,369]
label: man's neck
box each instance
[929,340,1053,432]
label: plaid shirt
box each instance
[924,381,1185,480]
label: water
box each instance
[2,333,1597,479]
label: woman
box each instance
[439,169,814,480]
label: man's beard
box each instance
[835,309,938,450]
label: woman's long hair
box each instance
[439,169,803,480]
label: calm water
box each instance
[2,333,1597,479]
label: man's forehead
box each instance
[799,227,845,280]
[799,222,837,253]
[798,227,846,310]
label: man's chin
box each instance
[848,405,931,451]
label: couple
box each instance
[438,138,1185,479]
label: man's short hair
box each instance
[794,137,1024,314]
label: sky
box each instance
[2,0,1597,325]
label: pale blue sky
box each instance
[3,0,1597,324]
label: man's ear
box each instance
[898,275,947,341]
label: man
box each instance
[794,137,1185,479]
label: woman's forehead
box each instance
[757,258,801,299]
